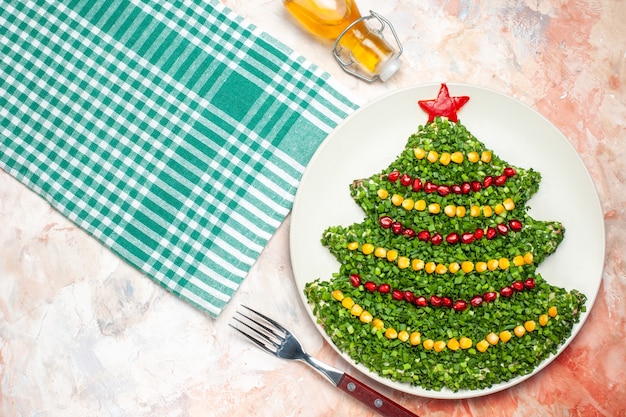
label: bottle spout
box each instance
[333,10,403,82]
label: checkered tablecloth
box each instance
[0,0,357,317]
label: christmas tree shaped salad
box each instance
[304,84,586,393]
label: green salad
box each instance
[304,116,586,392]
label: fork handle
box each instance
[337,374,419,417]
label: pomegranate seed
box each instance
[503,167,516,177]
[387,171,400,182]
[415,296,428,307]
[512,281,525,292]
[350,274,361,287]
[412,178,422,192]
[454,300,468,311]
[378,216,393,228]
[471,180,482,192]
[500,286,513,297]
[429,295,442,307]
[446,232,460,244]
[403,291,416,303]
[470,295,484,307]
[400,174,413,186]
[391,222,403,234]
[437,185,451,196]
[431,233,443,245]
[451,184,462,194]
[474,228,485,239]
[402,228,416,238]
[486,227,497,239]
[495,175,507,186]
[484,291,498,302]
[378,283,391,293]
[424,181,437,193]
[364,281,377,292]
[442,297,453,308]
[497,223,509,236]
[483,176,494,188]
[461,182,471,194]
[417,230,430,241]
[392,289,404,300]
[509,219,522,231]
[524,278,536,289]
[461,232,475,244]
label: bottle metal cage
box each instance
[333,10,403,82]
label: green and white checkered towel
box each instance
[0,0,357,317]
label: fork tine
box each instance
[229,322,276,355]
[241,305,288,334]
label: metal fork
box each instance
[231,305,419,417]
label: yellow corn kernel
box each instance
[347,241,359,251]
[498,257,510,270]
[391,194,404,206]
[341,297,354,309]
[435,263,448,274]
[423,339,434,350]
[487,259,500,271]
[539,314,549,327]
[448,262,461,274]
[397,256,411,269]
[372,318,384,330]
[425,262,437,274]
[414,147,426,159]
[482,205,494,217]
[486,332,500,345]
[499,330,512,343]
[439,152,451,166]
[386,249,398,262]
[524,252,534,265]
[331,290,344,301]
[548,306,558,318]
[398,330,410,342]
[409,332,421,346]
[361,243,374,255]
[428,203,441,214]
[513,255,525,266]
[411,258,425,271]
[402,198,415,211]
[447,338,460,351]
[475,261,488,273]
[470,205,481,217]
[481,151,492,163]
[377,189,389,199]
[385,328,398,339]
[444,204,457,217]
[476,340,489,352]
[467,151,479,163]
[514,325,526,338]
[350,304,363,317]
[456,206,466,217]
[427,150,439,163]
[374,247,387,258]
[494,203,505,215]
[451,151,464,163]
[503,198,515,211]
[360,310,373,324]
[459,336,473,350]
[415,199,427,211]
[461,261,474,273]
[434,340,447,352]
[524,320,536,332]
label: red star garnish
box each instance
[418,83,470,123]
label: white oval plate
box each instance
[289,83,604,399]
